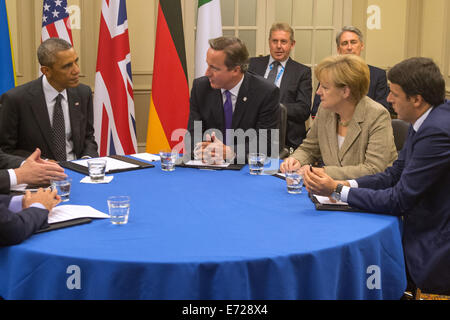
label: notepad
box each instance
[48,205,110,224]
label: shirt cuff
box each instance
[8,169,18,188]
[9,195,24,213]
[349,179,359,188]
[341,180,358,203]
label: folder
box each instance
[308,193,363,212]
[35,218,92,234]
[60,155,154,175]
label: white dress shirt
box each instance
[42,75,76,160]
[263,56,287,88]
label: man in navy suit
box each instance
[311,26,393,117]
[187,36,280,164]
[248,23,312,149]
[0,38,98,161]
[0,187,60,246]
[303,57,450,294]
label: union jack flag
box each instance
[41,0,73,44]
[93,0,137,156]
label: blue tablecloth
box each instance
[0,160,406,299]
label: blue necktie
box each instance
[223,90,232,145]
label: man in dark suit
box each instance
[0,148,66,194]
[311,26,393,117]
[303,57,450,294]
[248,23,312,150]
[0,38,98,161]
[187,36,280,164]
[0,187,60,246]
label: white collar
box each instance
[268,56,288,69]
[413,107,433,132]
[221,73,245,97]
[42,75,68,101]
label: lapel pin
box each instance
[75,102,80,106]
[243,97,247,102]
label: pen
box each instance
[309,164,313,172]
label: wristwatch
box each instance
[331,183,344,201]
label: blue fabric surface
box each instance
[0,161,406,299]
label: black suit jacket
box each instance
[249,56,312,148]
[0,194,48,246]
[187,72,280,162]
[0,76,98,160]
[311,64,393,116]
[0,148,23,194]
[348,101,450,293]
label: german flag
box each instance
[146,0,189,154]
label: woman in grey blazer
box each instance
[281,55,397,180]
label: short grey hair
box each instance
[37,38,73,67]
[335,26,364,46]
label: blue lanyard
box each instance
[269,63,285,84]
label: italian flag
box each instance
[195,0,222,79]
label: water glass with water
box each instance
[285,171,303,194]
[108,196,130,225]
[51,178,72,202]
[159,151,177,171]
[88,159,107,182]
[248,153,266,175]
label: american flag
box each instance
[41,0,73,44]
[93,0,137,156]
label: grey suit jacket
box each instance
[0,76,98,160]
[291,96,397,180]
[248,56,312,148]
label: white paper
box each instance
[314,195,349,206]
[80,176,114,184]
[130,153,160,162]
[48,205,109,224]
[72,157,138,172]
[185,160,230,168]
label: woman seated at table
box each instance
[280,54,397,180]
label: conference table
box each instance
[0,157,407,299]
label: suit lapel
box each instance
[232,73,250,128]
[254,56,270,75]
[325,112,340,163]
[279,57,291,95]
[338,101,364,160]
[28,78,55,157]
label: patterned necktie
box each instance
[52,94,67,161]
[266,61,280,83]
[223,90,233,145]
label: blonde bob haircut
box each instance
[315,54,370,103]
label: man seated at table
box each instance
[186,36,280,164]
[248,22,312,150]
[0,38,98,161]
[303,57,450,295]
[0,148,67,194]
[311,26,393,118]
[0,188,60,246]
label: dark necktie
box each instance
[52,94,67,161]
[223,90,232,145]
[266,61,280,83]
